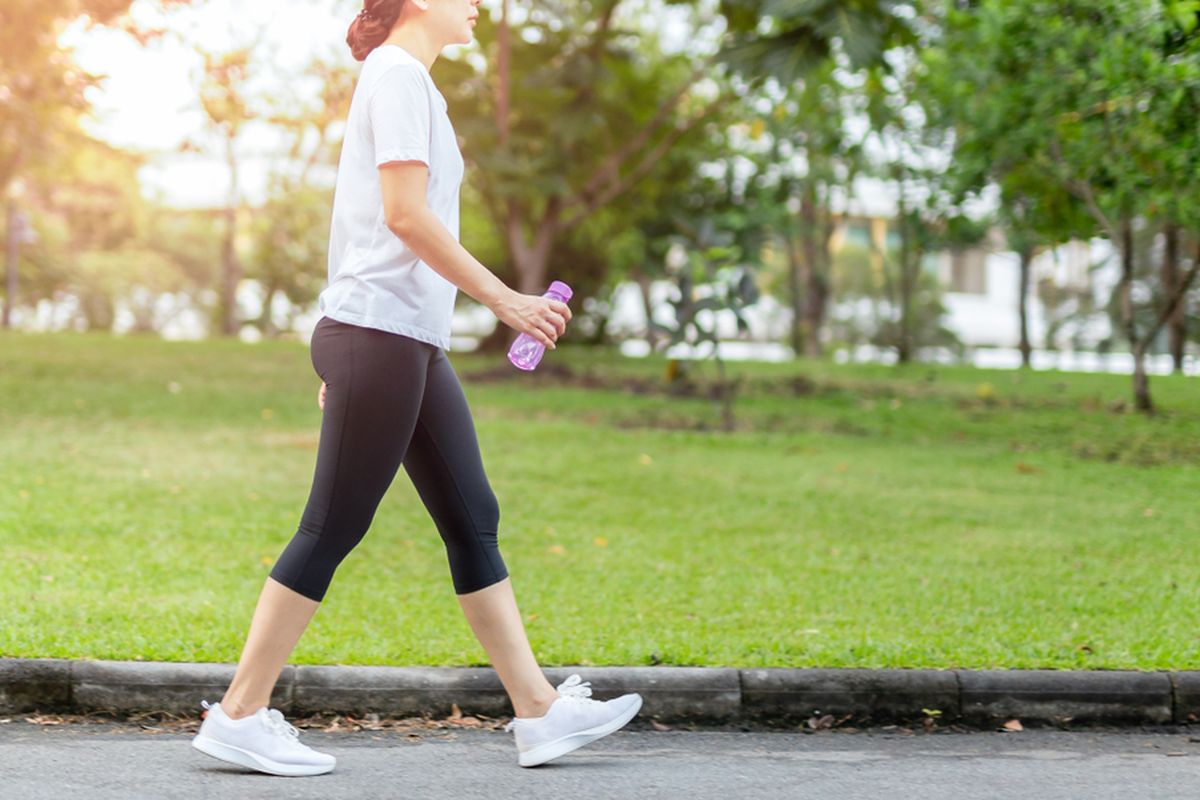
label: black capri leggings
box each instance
[268,316,509,602]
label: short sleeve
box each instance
[368,64,432,169]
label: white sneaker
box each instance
[191,700,336,777]
[504,674,643,767]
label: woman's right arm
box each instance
[379,161,570,349]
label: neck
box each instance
[380,25,441,72]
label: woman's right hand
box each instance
[489,289,572,349]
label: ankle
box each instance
[219,697,265,721]
[513,691,560,719]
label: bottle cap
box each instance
[547,280,573,302]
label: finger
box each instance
[555,301,572,321]
[534,322,556,348]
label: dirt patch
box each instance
[462,363,821,402]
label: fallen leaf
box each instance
[806,713,835,730]
[650,719,672,731]
[1002,719,1023,732]
[24,715,62,725]
[1015,462,1042,474]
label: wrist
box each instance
[482,282,515,313]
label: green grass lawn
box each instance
[1,329,1196,670]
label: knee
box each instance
[433,484,501,552]
[478,487,500,535]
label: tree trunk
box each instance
[897,211,913,364]
[785,228,804,356]
[799,190,821,357]
[1118,218,1153,412]
[1162,224,1185,373]
[634,269,662,350]
[1132,340,1152,412]
[813,209,836,345]
[3,198,17,330]
[1018,243,1033,368]
[220,135,242,337]
[258,282,279,338]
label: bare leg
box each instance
[218,576,320,720]
[457,576,560,718]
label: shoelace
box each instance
[200,699,299,740]
[261,708,301,740]
[554,673,594,703]
[504,674,595,732]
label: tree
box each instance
[649,216,760,431]
[919,4,1094,368]
[452,0,737,350]
[752,60,868,358]
[0,0,193,328]
[715,0,917,85]
[861,41,960,364]
[195,43,261,337]
[929,0,1200,412]
[246,54,358,338]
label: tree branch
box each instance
[1138,237,1200,350]
[559,91,730,232]
[1047,137,1119,245]
[563,54,718,216]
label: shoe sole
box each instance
[517,694,643,767]
[191,733,335,777]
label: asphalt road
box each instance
[1,718,1198,799]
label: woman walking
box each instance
[191,0,642,776]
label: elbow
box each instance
[386,217,413,241]
[386,211,423,243]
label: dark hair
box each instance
[347,1,407,62]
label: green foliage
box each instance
[445,3,736,304]
[650,227,760,352]
[646,215,761,429]
[245,179,332,327]
[716,0,918,85]
[921,0,1200,408]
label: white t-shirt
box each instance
[317,44,466,350]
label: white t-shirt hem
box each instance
[320,307,451,351]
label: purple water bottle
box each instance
[507,280,573,371]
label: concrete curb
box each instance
[1,658,1196,728]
